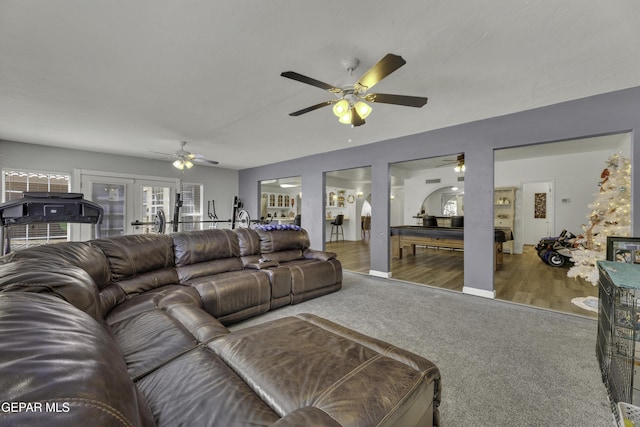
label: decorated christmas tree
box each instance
[567,154,631,284]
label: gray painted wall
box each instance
[0,140,239,226]
[239,86,640,296]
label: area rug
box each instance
[231,272,612,426]
[571,296,599,313]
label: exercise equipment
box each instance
[132,195,252,233]
[0,192,103,255]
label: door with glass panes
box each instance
[77,172,178,240]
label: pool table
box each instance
[390,226,507,270]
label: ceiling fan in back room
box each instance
[151,141,219,170]
[441,153,465,173]
[281,53,428,127]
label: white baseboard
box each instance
[462,286,496,299]
[369,270,392,279]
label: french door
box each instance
[73,170,178,240]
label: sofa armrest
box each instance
[303,249,336,261]
[245,260,280,270]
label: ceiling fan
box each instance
[152,141,219,170]
[441,154,465,172]
[281,53,428,127]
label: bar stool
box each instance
[330,214,344,242]
[361,215,371,240]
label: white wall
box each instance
[0,140,239,231]
[400,166,465,225]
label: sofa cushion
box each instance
[0,259,102,322]
[175,257,244,283]
[105,284,202,325]
[0,292,155,427]
[172,229,240,265]
[264,249,304,263]
[210,314,440,426]
[112,266,180,296]
[0,241,111,289]
[184,270,271,325]
[303,248,337,261]
[111,307,200,380]
[286,258,342,304]
[135,347,280,426]
[110,304,230,382]
[235,228,261,256]
[270,407,341,427]
[255,229,310,253]
[257,266,292,309]
[92,234,175,281]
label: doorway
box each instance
[493,133,631,316]
[259,177,301,226]
[74,170,179,240]
[387,155,466,290]
[323,167,372,273]
[324,167,372,243]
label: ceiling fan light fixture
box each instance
[282,53,427,127]
[338,109,353,124]
[173,158,194,170]
[332,99,350,117]
[453,154,465,173]
[355,101,372,119]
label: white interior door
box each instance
[522,181,554,245]
[136,180,175,234]
[79,175,134,240]
[75,170,178,240]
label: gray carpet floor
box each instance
[230,272,614,426]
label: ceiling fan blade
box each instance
[192,153,219,165]
[281,71,343,94]
[150,150,174,157]
[351,107,365,127]
[193,158,219,165]
[364,93,428,108]
[356,54,406,91]
[289,101,334,116]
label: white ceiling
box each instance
[1,1,639,170]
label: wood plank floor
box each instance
[326,240,599,318]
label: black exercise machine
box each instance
[0,192,103,255]
[132,194,253,233]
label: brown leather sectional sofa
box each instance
[0,228,441,426]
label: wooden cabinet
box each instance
[262,192,294,209]
[494,187,516,252]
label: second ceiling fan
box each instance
[281,53,428,127]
